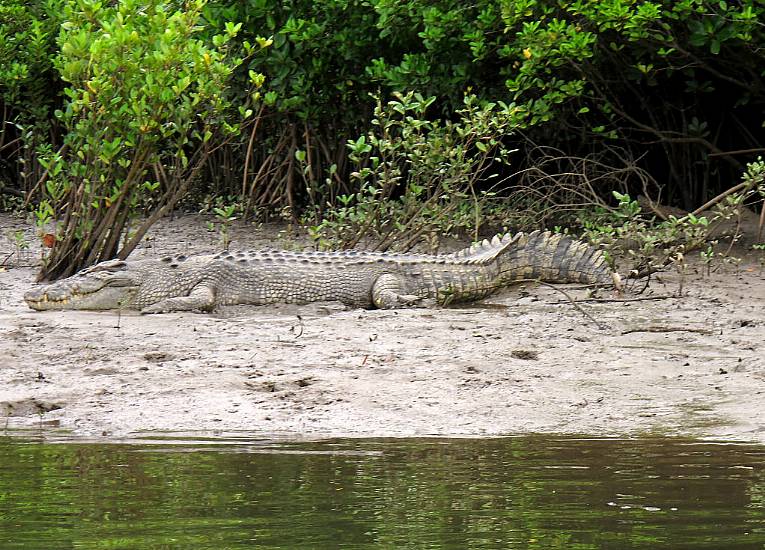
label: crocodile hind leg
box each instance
[371,274,424,309]
[140,284,216,314]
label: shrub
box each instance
[37,0,266,280]
[0,0,61,191]
[305,92,523,250]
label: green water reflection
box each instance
[0,434,764,549]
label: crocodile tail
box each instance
[496,230,620,288]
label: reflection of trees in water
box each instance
[0,436,763,548]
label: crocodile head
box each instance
[24,259,140,311]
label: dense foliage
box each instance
[33,0,266,279]
[0,0,60,192]
[1,0,763,276]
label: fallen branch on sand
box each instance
[621,325,715,335]
[514,279,608,330]
[554,295,677,304]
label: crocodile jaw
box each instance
[24,281,137,311]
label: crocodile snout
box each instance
[24,286,76,309]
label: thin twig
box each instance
[513,278,609,330]
[689,181,750,217]
[708,148,765,157]
[621,326,714,335]
[241,105,264,198]
[537,281,608,330]
[0,251,15,267]
[553,295,677,304]
[22,143,69,208]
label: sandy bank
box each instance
[1,213,763,442]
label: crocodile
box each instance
[24,230,620,313]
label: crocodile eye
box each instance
[89,260,128,273]
[104,276,134,288]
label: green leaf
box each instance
[255,36,273,49]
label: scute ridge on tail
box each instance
[451,232,520,264]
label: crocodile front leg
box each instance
[371,274,424,309]
[140,284,216,314]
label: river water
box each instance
[0,432,763,549]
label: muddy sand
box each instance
[0,213,763,442]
